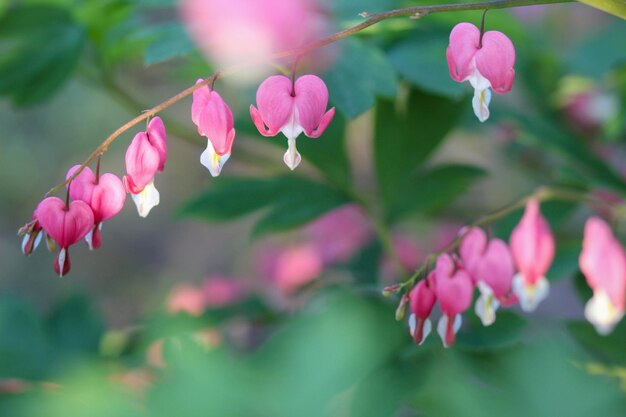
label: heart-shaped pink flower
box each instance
[66,165,126,249]
[435,254,473,347]
[250,74,335,170]
[35,197,94,276]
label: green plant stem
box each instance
[45,0,576,197]
[394,185,612,293]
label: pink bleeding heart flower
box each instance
[167,283,206,316]
[35,197,94,276]
[509,199,555,312]
[250,74,335,170]
[66,165,126,250]
[446,22,515,122]
[435,254,474,348]
[179,0,328,80]
[201,275,246,308]
[191,80,236,177]
[257,243,323,295]
[579,217,626,335]
[123,117,167,217]
[408,271,437,345]
[18,213,43,256]
[460,227,516,326]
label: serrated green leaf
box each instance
[324,38,397,118]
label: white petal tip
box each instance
[512,274,549,312]
[475,282,500,326]
[201,142,230,177]
[131,181,160,218]
[283,139,301,170]
[585,291,624,336]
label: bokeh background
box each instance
[1,0,625,416]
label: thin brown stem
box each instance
[44,0,575,197]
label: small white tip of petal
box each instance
[437,315,462,348]
[200,141,230,177]
[21,233,29,255]
[512,274,549,312]
[422,318,432,345]
[409,314,433,345]
[585,290,625,335]
[475,282,500,326]
[408,313,416,336]
[283,138,302,170]
[472,87,492,123]
[58,248,67,278]
[131,181,160,218]
[84,229,94,251]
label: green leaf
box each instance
[567,319,626,365]
[144,23,195,66]
[0,5,85,105]
[46,295,105,358]
[392,164,487,219]
[324,38,397,119]
[455,312,528,352]
[178,176,350,236]
[576,0,626,19]
[387,32,465,98]
[374,88,468,216]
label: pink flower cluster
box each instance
[19,117,168,276]
[406,199,626,347]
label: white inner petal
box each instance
[84,229,94,251]
[421,318,432,345]
[408,313,416,336]
[585,289,624,335]
[58,248,67,277]
[131,181,160,218]
[437,315,462,348]
[468,70,492,123]
[475,282,501,327]
[283,137,302,170]
[200,140,230,177]
[512,273,550,312]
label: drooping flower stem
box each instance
[478,9,489,48]
[45,0,575,198]
[393,186,616,293]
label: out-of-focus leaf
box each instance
[178,176,349,236]
[566,21,626,77]
[144,23,195,66]
[576,0,626,19]
[46,295,105,358]
[0,297,50,379]
[456,312,527,352]
[387,32,465,98]
[567,319,626,365]
[324,38,397,118]
[374,88,467,217]
[548,239,583,281]
[0,5,85,105]
[393,164,487,219]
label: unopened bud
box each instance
[395,294,409,321]
[382,284,401,297]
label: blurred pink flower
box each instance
[381,233,426,282]
[510,199,555,312]
[201,275,246,308]
[580,217,626,335]
[459,227,516,326]
[167,283,206,316]
[435,254,474,348]
[258,243,323,294]
[447,22,515,122]
[180,0,328,77]
[408,271,437,345]
[305,204,373,264]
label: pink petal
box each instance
[409,272,437,319]
[580,217,626,310]
[476,239,515,299]
[510,199,555,285]
[252,75,294,136]
[475,30,516,94]
[197,90,236,155]
[294,74,333,137]
[36,198,94,248]
[459,227,488,277]
[66,165,96,204]
[446,22,480,82]
[192,79,210,129]
[435,254,474,316]
[124,131,161,194]
[147,117,168,172]
[91,173,126,223]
